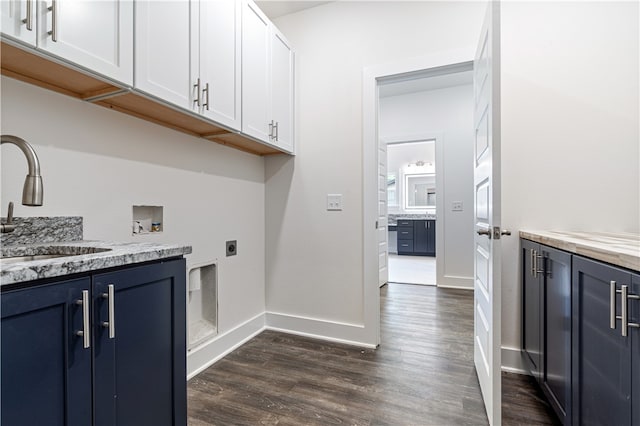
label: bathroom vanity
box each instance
[1,219,191,426]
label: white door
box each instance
[378,140,388,287]
[1,0,37,46]
[135,0,190,109]
[199,0,241,130]
[473,2,502,425]
[37,0,133,85]
[270,27,294,153]
[242,0,271,143]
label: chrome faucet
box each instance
[1,135,44,233]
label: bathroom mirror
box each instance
[405,173,435,209]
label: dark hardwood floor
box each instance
[188,283,558,425]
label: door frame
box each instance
[362,50,479,344]
[382,135,441,287]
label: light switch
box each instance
[452,201,463,212]
[327,194,343,211]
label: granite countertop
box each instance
[520,230,640,272]
[1,240,192,286]
[388,214,437,226]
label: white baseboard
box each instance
[187,313,266,379]
[265,311,377,349]
[437,275,473,289]
[501,346,528,374]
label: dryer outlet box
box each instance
[226,240,237,257]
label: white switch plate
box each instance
[452,201,463,211]
[327,194,343,211]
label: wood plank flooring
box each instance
[188,283,558,425]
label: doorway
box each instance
[385,139,437,286]
[376,63,475,290]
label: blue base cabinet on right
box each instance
[572,255,640,426]
[1,258,186,426]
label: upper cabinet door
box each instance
[270,27,294,153]
[135,0,191,109]
[37,0,133,86]
[1,0,37,46]
[242,0,271,143]
[199,0,241,130]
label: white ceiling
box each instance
[256,1,332,19]
[379,70,473,99]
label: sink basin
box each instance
[0,245,112,265]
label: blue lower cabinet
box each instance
[1,277,92,426]
[0,258,186,426]
[572,255,638,426]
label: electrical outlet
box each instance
[452,201,463,212]
[226,240,237,257]
[327,194,343,211]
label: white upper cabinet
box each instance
[36,0,133,86]
[242,0,271,143]
[135,0,241,131]
[1,0,37,46]
[135,1,191,109]
[270,27,294,153]
[242,0,295,153]
[198,0,241,130]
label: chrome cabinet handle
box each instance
[101,284,115,339]
[22,0,33,31]
[75,290,90,349]
[47,0,57,42]
[193,78,201,107]
[610,281,617,329]
[202,82,209,110]
[268,120,275,139]
[530,249,535,277]
[610,281,640,336]
[274,122,279,141]
[621,285,640,337]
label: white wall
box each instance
[0,77,266,375]
[500,1,640,354]
[379,84,475,286]
[265,1,485,342]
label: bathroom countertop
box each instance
[520,230,640,272]
[1,240,192,286]
[388,215,437,226]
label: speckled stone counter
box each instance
[388,214,437,226]
[0,216,82,245]
[1,240,192,286]
[520,230,640,272]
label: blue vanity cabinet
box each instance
[1,257,186,426]
[1,277,93,426]
[93,258,186,426]
[571,255,639,426]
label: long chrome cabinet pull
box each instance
[193,78,201,107]
[274,122,279,141]
[609,281,640,336]
[530,249,535,277]
[610,281,617,329]
[21,0,33,30]
[621,285,640,337]
[47,0,57,42]
[101,284,115,339]
[202,83,209,110]
[268,120,274,139]
[75,290,90,349]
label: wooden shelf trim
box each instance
[1,40,284,156]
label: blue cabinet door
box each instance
[1,278,92,426]
[92,258,186,426]
[426,220,435,256]
[632,272,640,426]
[414,220,427,254]
[541,246,571,425]
[522,239,543,381]
[572,256,632,426]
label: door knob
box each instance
[477,229,491,236]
